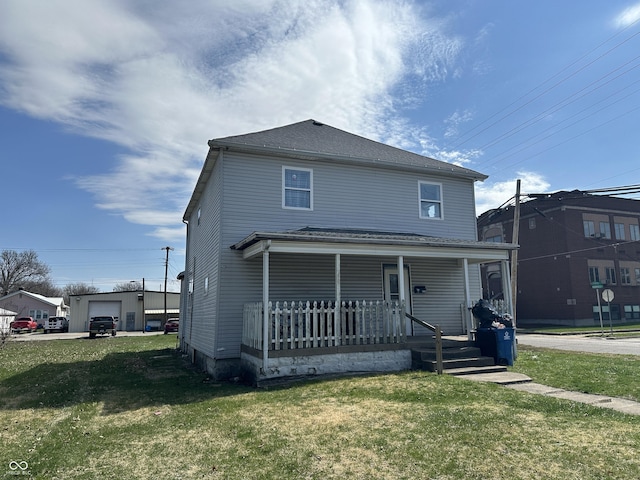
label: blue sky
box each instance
[1,0,639,293]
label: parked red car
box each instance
[10,317,38,334]
[163,318,179,334]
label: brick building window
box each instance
[583,220,595,237]
[605,267,616,285]
[624,305,640,320]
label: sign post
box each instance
[591,282,604,336]
[601,288,615,336]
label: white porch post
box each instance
[397,255,408,334]
[262,241,271,371]
[335,253,341,306]
[501,259,514,321]
[462,258,473,341]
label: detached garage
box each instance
[69,290,180,333]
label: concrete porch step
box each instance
[411,345,483,361]
[415,356,498,373]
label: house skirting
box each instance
[240,344,411,386]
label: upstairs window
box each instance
[583,220,595,238]
[588,266,600,284]
[615,223,625,240]
[605,267,616,285]
[599,222,611,239]
[631,224,640,241]
[283,167,313,210]
[419,181,443,219]
[621,268,631,285]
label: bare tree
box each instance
[63,282,100,304]
[113,281,144,292]
[20,278,63,298]
[0,250,50,296]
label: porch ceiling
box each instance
[231,228,515,263]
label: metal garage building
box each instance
[69,290,180,333]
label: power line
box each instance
[448,18,640,150]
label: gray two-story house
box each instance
[180,120,515,384]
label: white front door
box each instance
[383,266,412,335]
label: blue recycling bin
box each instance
[475,327,515,366]
[495,327,515,366]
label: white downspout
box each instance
[262,240,271,373]
[335,253,341,307]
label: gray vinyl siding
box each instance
[221,152,478,241]
[187,150,484,359]
[184,154,224,359]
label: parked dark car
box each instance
[164,318,179,334]
[10,317,38,333]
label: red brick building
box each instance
[478,190,640,327]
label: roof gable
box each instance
[209,119,485,179]
[0,290,64,307]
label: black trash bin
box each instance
[475,327,515,366]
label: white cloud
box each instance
[614,2,640,28]
[0,0,464,240]
[475,171,551,215]
[444,109,474,138]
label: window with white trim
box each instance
[283,167,313,210]
[418,181,443,219]
[631,224,640,241]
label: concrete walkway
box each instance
[460,333,640,416]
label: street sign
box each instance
[591,282,603,289]
[602,289,615,302]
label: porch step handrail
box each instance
[405,312,444,375]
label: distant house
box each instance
[69,290,180,333]
[477,190,640,327]
[0,290,69,324]
[180,120,515,384]
[0,308,17,334]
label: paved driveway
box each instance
[517,333,640,356]
[7,331,165,341]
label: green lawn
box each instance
[1,335,638,479]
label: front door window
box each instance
[383,265,412,334]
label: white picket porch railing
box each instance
[243,300,406,352]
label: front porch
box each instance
[241,299,416,384]
[232,228,517,384]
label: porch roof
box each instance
[231,227,516,263]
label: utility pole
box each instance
[510,179,521,327]
[163,246,174,323]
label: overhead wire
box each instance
[447,16,640,151]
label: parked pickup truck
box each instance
[44,316,69,333]
[10,317,38,334]
[88,316,118,338]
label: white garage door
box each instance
[88,301,122,330]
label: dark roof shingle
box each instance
[209,119,486,180]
